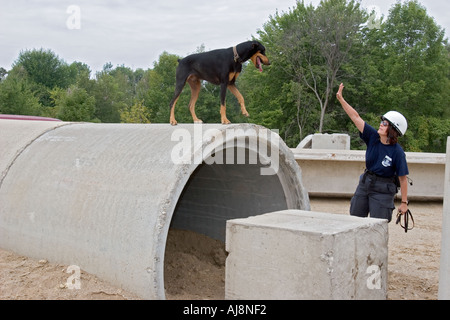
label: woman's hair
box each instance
[387,125,399,145]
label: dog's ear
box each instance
[252,43,261,53]
[252,42,264,51]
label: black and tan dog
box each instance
[169,41,270,125]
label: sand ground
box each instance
[0,198,443,300]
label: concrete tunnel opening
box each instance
[164,144,297,299]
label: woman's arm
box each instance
[336,83,365,133]
[398,175,409,213]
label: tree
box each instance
[13,48,75,89]
[283,0,365,133]
[144,53,176,123]
[0,70,42,116]
[11,49,77,108]
[358,0,450,152]
[120,100,151,123]
[70,61,94,93]
[240,0,366,145]
[381,0,448,118]
[92,64,127,123]
[51,85,96,122]
[109,65,141,107]
[0,67,7,81]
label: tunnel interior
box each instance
[169,146,289,241]
[164,145,292,299]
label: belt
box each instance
[362,170,395,184]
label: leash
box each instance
[395,209,414,233]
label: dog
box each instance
[169,41,270,125]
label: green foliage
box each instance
[242,0,366,144]
[13,48,75,90]
[0,71,42,116]
[0,67,7,81]
[51,85,96,122]
[145,52,179,123]
[403,116,450,152]
[10,49,78,108]
[120,100,151,123]
[380,0,449,118]
[241,0,449,151]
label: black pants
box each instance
[350,172,397,222]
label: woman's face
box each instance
[378,120,389,136]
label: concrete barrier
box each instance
[439,137,450,299]
[292,148,446,200]
[0,120,310,299]
[225,210,388,300]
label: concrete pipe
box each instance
[0,120,310,299]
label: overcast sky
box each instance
[1,0,449,73]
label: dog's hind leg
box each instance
[228,84,249,117]
[187,76,203,123]
[169,97,180,125]
[169,83,185,125]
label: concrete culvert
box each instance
[0,121,310,299]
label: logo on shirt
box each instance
[382,155,392,168]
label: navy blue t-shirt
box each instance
[361,122,409,178]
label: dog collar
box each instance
[233,46,243,64]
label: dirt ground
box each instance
[0,198,443,300]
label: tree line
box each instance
[0,0,449,152]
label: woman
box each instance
[336,83,409,222]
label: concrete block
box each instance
[311,133,350,150]
[225,210,388,300]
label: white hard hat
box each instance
[382,111,408,136]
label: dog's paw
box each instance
[194,119,203,124]
[170,120,178,126]
[221,119,231,125]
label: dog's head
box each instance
[238,41,270,72]
[249,41,270,72]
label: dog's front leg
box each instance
[220,105,231,124]
[220,83,231,124]
[228,84,249,117]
